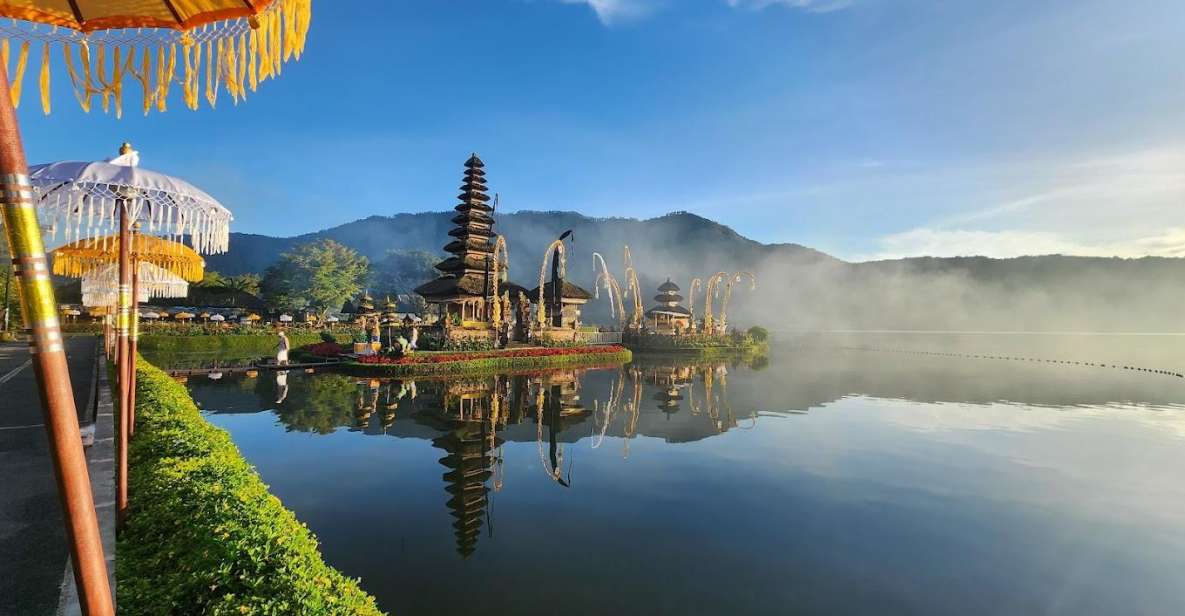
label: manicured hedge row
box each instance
[342,349,633,377]
[137,332,324,354]
[117,360,383,615]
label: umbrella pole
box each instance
[0,65,115,615]
[129,251,139,438]
[117,201,130,529]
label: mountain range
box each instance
[206,211,1185,332]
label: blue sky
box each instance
[17,0,1185,260]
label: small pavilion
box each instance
[528,280,591,330]
[645,279,692,334]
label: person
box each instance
[276,330,290,366]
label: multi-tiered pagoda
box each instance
[415,154,500,327]
[645,279,692,334]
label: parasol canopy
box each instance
[32,155,232,254]
[209,314,226,322]
[52,233,205,281]
[81,262,189,307]
[0,0,311,115]
[279,314,293,322]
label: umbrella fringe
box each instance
[0,0,310,115]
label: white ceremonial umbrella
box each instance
[31,156,233,254]
[210,314,227,322]
[140,312,160,320]
[279,314,294,323]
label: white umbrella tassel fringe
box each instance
[28,162,231,255]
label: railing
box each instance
[577,331,623,345]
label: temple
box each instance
[645,279,691,334]
[415,154,531,343]
[415,154,500,330]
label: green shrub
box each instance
[747,326,769,342]
[137,332,328,354]
[320,331,338,344]
[118,360,384,615]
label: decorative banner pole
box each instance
[129,229,141,437]
[0,61,114,615]
[116,195,131,528]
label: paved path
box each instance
[0,337,100,616]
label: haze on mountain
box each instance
[205,210,1185,333]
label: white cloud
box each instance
[725,0,856,13]
[558,0,657,24]
[860,145,1185,260]
[560,0,855,25]
[865,227,1185,261]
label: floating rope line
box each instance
[0,0,311,115]
[828,346,1185,379]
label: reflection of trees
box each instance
[270,373,362,434]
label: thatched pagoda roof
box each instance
[646,305,692,317]
[654,293,684,303]
[528,280,592,301]
[657,279,680,292]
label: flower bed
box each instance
[301,341,346,357]
[343,345,632,376]
[356,345,628,365]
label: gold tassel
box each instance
[156,45,175,112]
[110,46,123,118]
[10,41,30,108]
[95,44,109,113]
[205,39,216,108]
[237,33,248,101]
[284,0,296,61]
[128,45,152,116]
[272,9,283,77]
[183,41,198,110]
[248,27,259,91]
[257,14,271,82]
[39,42,50,114]
[64,42,92,112]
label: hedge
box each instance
[117,359,384,615]
[342,348,633,377]
[137,332,325,354]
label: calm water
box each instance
[183,334,1185,615]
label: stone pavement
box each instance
[0,337,102,616]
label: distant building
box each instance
[645,279,691,334]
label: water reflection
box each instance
[183,340,1185,615]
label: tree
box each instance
[261,240,369,316]
[195,270,228,288]
[225,273,261,296]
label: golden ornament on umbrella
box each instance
[0,3,315,614]
[0,0,311,115]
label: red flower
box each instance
[301,342,345,357]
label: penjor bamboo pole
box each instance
[116,200,130,529]
[0,63,115,615]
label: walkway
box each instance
[0,337,101,616]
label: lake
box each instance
[180,333,1185,615]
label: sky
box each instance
[16,0,1185,261]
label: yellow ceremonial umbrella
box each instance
[0,3,312,613]
[52,233,205,282]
